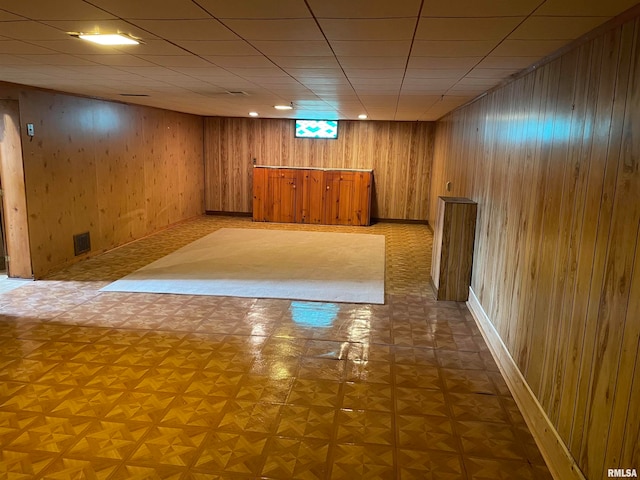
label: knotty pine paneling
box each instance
[18,89,204,277]
[430,15,640,479]
[0,99,32,278]
[205,118,434,221]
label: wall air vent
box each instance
[120,93,150,97]
[226,91,249,96]
[73,232,91,256]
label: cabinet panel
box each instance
[253,167,372,226]
[301,169,324,224]
[431,196,477,301]
[265,169,302,223]
[324,171,372,226]
[252,166,267,221]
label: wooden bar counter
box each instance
[252,166,373,226]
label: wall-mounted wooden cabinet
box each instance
[253,166,372,226]
[431,196,477,301]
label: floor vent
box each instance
[73,232,91,256]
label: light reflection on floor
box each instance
[0,216,552,479]
[290,301,339,328]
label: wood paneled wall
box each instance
[17,89,204,277]
[431,15,640,479]
[0,99,32,278]
[205,118,434,220]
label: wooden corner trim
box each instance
[466,287,586,480]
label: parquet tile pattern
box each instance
[0,216,552,479]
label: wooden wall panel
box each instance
[204,118,434,221]
[0,99,32,277]
[430,14,640,480]
[18,89,204,277]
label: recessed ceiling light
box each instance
[358,114,368,119]
[76,33,140,45]
[249,112,259,117]
[274,104,293,110]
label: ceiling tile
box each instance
[457,77,501,86]
[416,17,524,40]
[271,56,341,68]
[75,54,157,67]
[0,0,629,120]
[220,19,324,41]
[226,67,290,77]
[534,0,640,16]
[397,94,440,103]
[170,66,235,77]
[491,39,568,57]
[475,56,539,69]
[421,0,542,17]
[302,77,352,86]
[408,56,481,69]
[354,87,401,95]
[0,21,70,40]
[30,38,127,55]
[466,67,521,78]
[203,56,275,68]
[38,19,157,40]
[337,57,408,68]
[173,41,260,56]
[87,0,210,19]
[285,68,345,79]
[0,40,58,55]
[509,16,610,40]
[137,55,214,68]
[13,54,98,66]
[330,41,411,57]
[0,10,23,20]
[130,19,239,41]
[400,87,448,94]
[402,78,458,89]
[412,40,499,57]
[0,0,116,20]
[404,68,468,79]
[112,66,193,77]
[319,19,417,41]
[449,81,488,91]
[343,69,405,78]
[120,40,188,56]
[350,78,403,87]
[307,0,421,18]
[250,41,333,56]
[58,65,134,77]
[0,54,40,65]
[309,86,357,95]
[196,0,312,19]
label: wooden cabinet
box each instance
[431,196,477,301]
[253,166,372,226]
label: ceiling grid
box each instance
[0,0,637,120]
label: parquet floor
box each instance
[0,216,552,479]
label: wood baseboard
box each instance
[205,211,252,217]
[466,288,586,480]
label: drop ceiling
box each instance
[0,0,637,120]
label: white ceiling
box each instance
[0,0,637,120]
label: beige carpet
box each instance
[100,228,385,304]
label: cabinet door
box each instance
[323,171,351,225]
[301,169,324,224]
[252,167,267,221]
[323,171,371,226]
[265,169,301,223]
[353,171,372,226]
